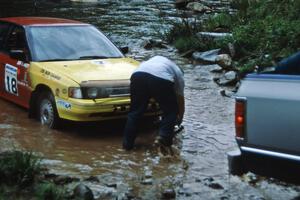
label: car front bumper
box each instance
[55,96,160,121]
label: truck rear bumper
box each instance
[228,146,300,183]
[240,146,300,162]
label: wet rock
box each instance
[224,71,237,80]
[202,177,224,190]
[195,77,211,83]
[142,39,152,50]
[84,176,99,183]
[243,172,260,185]
[195,178,201,183]
[192,49,221,63]
[220,196,230,200]
[216,54,232,69]
[105,182,117,188]
[175,0,189,9]
[208,182,224,190]
[144,169,153,179]
[142,39,167,50]
[73,183,94,200]
[141,178,153,185]
[197,32,232,40]
[162,189,176,199]
[180,49,195,58]
[178,183,193,196]
[44,173,58,179]
[124,188,140,200]
[209,64,223,73]
[53,175,80,185]
[219,89,234,98]
[203,177,214,182]
[120,46,129,54]
[214,71,237,86]
[186,2,211,13]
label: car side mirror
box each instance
[120,46,129,55]
[9,50,26,61]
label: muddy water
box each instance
[1,1,300,199]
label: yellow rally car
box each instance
[0,17,159,128]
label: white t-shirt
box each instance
[134,56,185,96]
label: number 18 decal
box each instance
[5,64,18,96]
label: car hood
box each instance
[34,58,139,83]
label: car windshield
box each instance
[27,25,123,61]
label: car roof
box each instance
[0,17,87,26]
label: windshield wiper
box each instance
[39,58,73,62]
[78,56,109,60]
[78,56,123,60]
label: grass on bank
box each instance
[0,151,41,187]
[166,0,300,73]
[0,151,67,200]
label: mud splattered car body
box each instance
[0,17,159,128]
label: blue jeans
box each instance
[123,72,178,148]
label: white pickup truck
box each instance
[228,52,300,181]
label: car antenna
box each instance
[34,0,39,15]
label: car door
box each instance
[0,24,31,108]
[0,22,11,96]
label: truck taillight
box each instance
[235,98,246,139]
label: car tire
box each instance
[37,91,60,129]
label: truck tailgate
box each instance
[237,74,300,154]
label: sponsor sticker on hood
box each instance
[91,60,106,65]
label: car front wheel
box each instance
[38,92,60,129]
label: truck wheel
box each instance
[38,92,60,129]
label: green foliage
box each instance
[229,0,300,70]
[164,18,202,43]
[35,182,67,200]
[166,0,300,73]
[204,13,234,32]
[173,36,200,52]
[0,151,41,188]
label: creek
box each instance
[0,1,299,199]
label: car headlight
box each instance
[68,87,83,99]
[87,87,98,99]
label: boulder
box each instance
[225,71,237,80]
[219,89,234,97]
[175,0,189,9]
[162,189,176,199]
[209,64,223,73]
[214,71,237,86]
[142,39,167,50]
[216,54,232,69]
[73,183,94,200]
[192,49,221,63]
[186,2,211,13]
[197,32,232,40]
